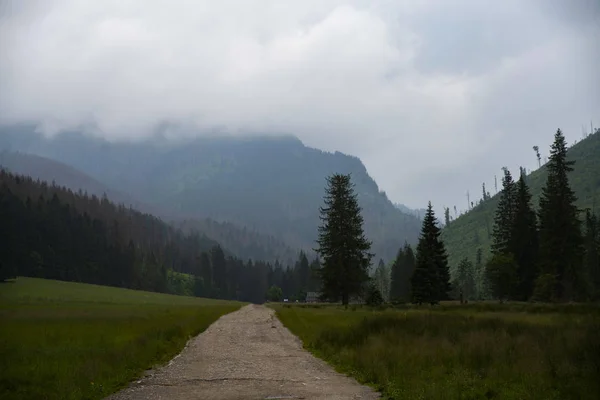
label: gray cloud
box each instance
[0,0,598,213]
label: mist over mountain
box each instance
[0,125,422,263]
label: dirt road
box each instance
[107,304,379,400]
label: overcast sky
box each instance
[1,0,599,212]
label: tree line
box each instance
[314,174,451,306]
[313,129,600,305]
[457,129,600,302]
[0,169,321,303]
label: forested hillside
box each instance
[442,129,600,272]
[0,169,320,302]
[0,151,300,264]
[0,125,422,262]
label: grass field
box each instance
[274,303,600,400]
[0,277,242,400]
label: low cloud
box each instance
[1,0,598,211]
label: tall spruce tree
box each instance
[411,202,450,304]
[390,242,416,303]
[510,173,539,300]
[491,167,517,256]
[537,129,584,301]
[315,173,373,306]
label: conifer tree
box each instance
[491,167,517,256]
[510,173,538,300]
[315,173,373,306]
[444,207,450,226]
[411,202,450,304]
[537,129,583,301]
[390,242,415,303]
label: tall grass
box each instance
[276,305,600,400]
[0,278,241,400]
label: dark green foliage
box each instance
[364,281,384,307]
[266,285,283,302]
[443,129,600,274]
[584,210,600,299]
[486,253,518,301]
[537,129,584,301]
[316,174,373,305]
[389,242,415,303]
[0,169,321,304]
[491,167,517,256]
[511,174,539,300]
[411,202,450,304]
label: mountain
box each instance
[0,125,422,263]
[0,150,299,264]
[0,151,158,214]
[441,128,600,272]
[394,203,427,220]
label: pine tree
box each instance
[491,167,517,256]
[510,173,538,300]
[390,242,415,303]
[411,202,450,305]
[456,258,475,302]
[315,173,373,306]
[444,207,450,226]
[537,129,584,301]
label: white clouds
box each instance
[0,0,598,210]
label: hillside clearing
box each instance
[0,277,241,400]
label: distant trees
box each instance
[0,168,325,303]
[373,259,390,302]
[390,242,415,303]
[266,285,283,302]
[411,202,450,305]
[455,258,475,302]
[316,174,373,306]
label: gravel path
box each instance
[106,304,379,400]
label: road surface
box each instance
[106,304,379,400]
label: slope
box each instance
[0,150,299,264]
[442,129,600,272]
[0,126,422,263]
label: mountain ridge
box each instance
[0,125,422,263]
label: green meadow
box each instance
[0,277,241,400]
[274,303,600,400]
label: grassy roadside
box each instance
[0,277,242,400]
[274,303,600,400]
